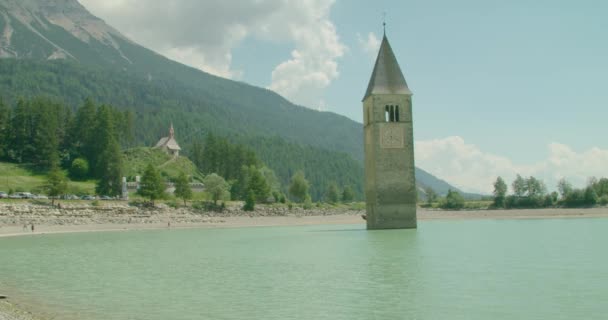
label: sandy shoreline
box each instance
[2,207,608,239]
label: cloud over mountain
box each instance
[79,0,345,108]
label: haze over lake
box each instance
[1,219,606,320]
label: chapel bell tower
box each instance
[362,32,417,229]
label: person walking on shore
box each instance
[31,224,34,232]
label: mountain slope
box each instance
[0,0,363,159]
[0,0,472,197]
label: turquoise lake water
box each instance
[1,219,607,319]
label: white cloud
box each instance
[78,0,346,107]
[357,32,380,58]
[415,136,608,194]
[263,1,346,108]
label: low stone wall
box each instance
[0,203,362,226]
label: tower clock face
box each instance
[380,125,405,148]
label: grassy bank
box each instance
[0,162,95,195]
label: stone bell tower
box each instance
[363,32,417,229]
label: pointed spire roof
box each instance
[363,34,412,101]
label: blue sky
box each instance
[234,0,608,161]
[82,0,608,193]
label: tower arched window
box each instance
[395,105,400,122]
[384,105,400,122]
[385,106,390,122]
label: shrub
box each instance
[243,191,255,211]
[166,200,179,209]
[543,194,555,207]
[69,158,89,180]
[563,189,586,208]
[303,195,313,210]
[441,190,465,210]
[192,201,225,212]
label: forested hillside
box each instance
[0,0,472,198]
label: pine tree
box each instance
[69,98,97,162]
[31,99,60,170]
[92,105,117,178]
[138,164,166,205]
[95,137,123,197]
[174,171,193,206]
[8,99,33,163]
[191,139,204,171]
[202,133,218,175]
[341,185,355,203]
[246,166,270,203]
[243,190,255,211]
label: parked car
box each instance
[8,194,22,199]
[81,195,96,200]
[34,194,49,200]
[18,192,34,199]
[62,194,79,200]
[99,195,112,200]
[0,191,8,199]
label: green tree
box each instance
[590,177,608,197]
[512,174,527,197]
[8,99,33,163]
[31,99,60,170]
[246,166,270,203]
[341,185,355,203]
[492,176,508,208]
[289,171,310,203]
[243,190,255,211]
[202,133,219,175]
[174,172,193,206]
[424,186,438,206]
[138,164,166,205]
[557,178,573,199]
[584,186,599,206]
[442,190,465,210]
[259,166,281,193]
[45,165,68,206]
[91,105,118,178]
[95,137,123,197]
[0,99,9,159]
[69,158,89,181]
[526,176,546,198]
[69,98,97,161]
[190,139,205,171]
[325,181,340,204]
[203,173,230,205]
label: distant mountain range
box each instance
[0,0,481,199]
